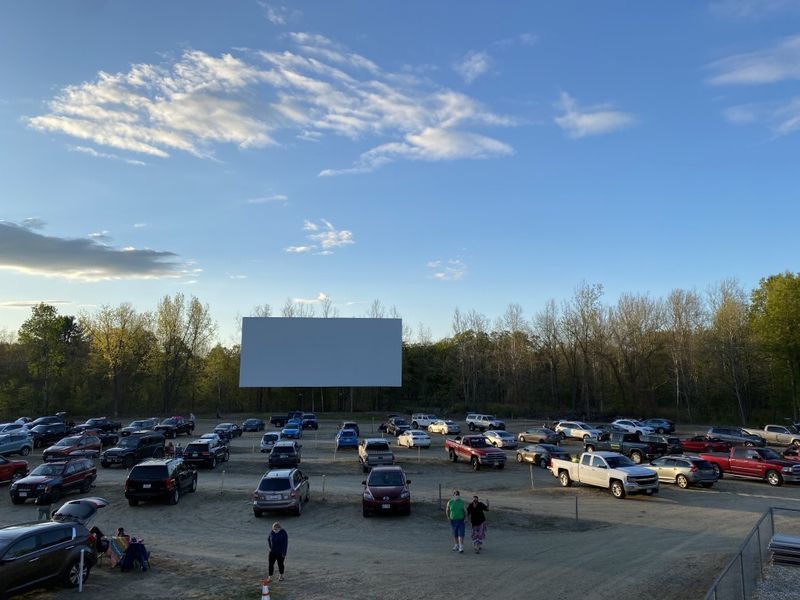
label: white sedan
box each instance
[397,430,431,448]
[427,420,461,435]
[484,430,518,449]
[612,419,655,435]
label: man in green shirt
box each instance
[446,489,466,553]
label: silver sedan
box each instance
[485,430,518,449]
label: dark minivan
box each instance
[124,458,197,506]
[101,431,166,468]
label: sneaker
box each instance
[458,546,464,553]
[452,544,459,552]
[278,575,284,582]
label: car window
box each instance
[581,454,592,466]
[5,535,37,558]
[40,527,73,548]
[259,478,291,491]
[591,456,605,468]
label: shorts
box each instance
[450,519,465,538]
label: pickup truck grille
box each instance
[629,474,658,486]
[485,450,506,462]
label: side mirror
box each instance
[406,479,411,484]
[361,480,367,485]
[598,465,607,469]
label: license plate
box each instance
[280,454,287,458]
[191,452,198,457]
[143,483,151,489]
[381,503,390,509]
[19,492,27,497]
[268,495,280,500]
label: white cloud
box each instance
[259,2,302,25]
[724,96,800,135]
[69,144,146,166]
[0,300,72,308]
[228,274,248,279]
[88,230,111,243]
[427,258,467,281]
[133,222,148,228]
[29,34,515,174]
[554,92,636,139]
[21,218,45,230]
[293,292,329,304]
[454,51,491,84]
[285,219,353,255]
[708,35,800,85]
[710,0,800,19]
[0,221,187,281]
[247,194,288,204]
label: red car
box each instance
[0,456,28,484]
[42,435,102,462]
[680,436,731,453]
[362,465,411,517]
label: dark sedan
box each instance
[242,418,266,432]
[121,418,160,436]
[516,444,571,469]
[213,423,242,441]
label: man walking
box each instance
[446,489,466,553]
[267,522,288,582]
[36,492,52,521]
[467,495,489,553]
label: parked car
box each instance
[42,435,102,462]
[29,423,70,448]
[386,417,411,436]
[335,429,359,450]
[466,414,506,432]
[642,434,683,455]
[198,432,224,445]
[0,432,33,457]
[72,417,121,434]
[584,432,668,464]
[260,432,281,453]
[555,421,603,441]
[742,425,800,447]
[100,431,166,468]
[362,465,411,517]
[590,423,629,436]
[10,458,97,504]
[611,419,656,436]
[0,520,97,597]
[699,447,800,486]
[340,421,360,436]
[268,441,301,468]
[301,414,319,430]
[0,455,28,484]
[647,455,718,489]
[410,414,438,429]
[29,415,66,428]
[50,496,108,527]
[281,421,303,440]
[378,414,401,433]
[242,418,266,432]
[445,435,507,471]
[707,426,766,447]
[120,418,159,436]
[213,422,242,441]
[428,419,461,435]
[358,438,394,472]
[183,439,229,469]
[484,430,518,449]
[0,422,29,434]
[643,418,676,434]
[516,444,571,469]
[124,458,197,506]
[550,452,659,499]
[270,411,303,428]
[154,416,195,438]
[397,430,431,448]
[252,468,309,517]
[680,436,732,453]
[517,427,560,444]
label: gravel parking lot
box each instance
[5,417,800,599]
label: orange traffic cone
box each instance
[261,578,271,599]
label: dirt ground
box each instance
[5,417,800,600]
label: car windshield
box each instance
[117,437,141,448]
[485,415,496,420]
[129,421,148,428]
[340,430,355,438]
[186,444,209,452]
[393,419,407,425]
[787,426,800,434]
[86,419,102,425]
[368,471,405,486]
[259,478,291,491]
[54,437,80,446]
[497,432,512,438]
[367,442,390,451]
[262,434,278,442]
[692,460,715,469]
[129,465,168,479]
[31,464,64,476]
[162,418,178,425]
[445,421,457,426]
[605,456,636,468]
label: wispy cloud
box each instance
[708,35,800,85]
[133,222,148,228]
[285,219,353,255]
[0,300,72,308]
[247,194,288,204]
[228,274,248,280]
[709,0,800,19]
[0,220,188,281]
[293,292,328,304]
[87,230,111,243]
[69,145,146,166]
[21,218,45,230]
[454,51,491,84]
[28,33,515,174]
[259,2,301,25]
[554,92,636,139]
[427,258,467,281]
[723,97,800,135]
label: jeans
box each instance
[268,552,285,576]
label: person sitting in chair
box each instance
[119,536,150,572]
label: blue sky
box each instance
[1,1,799,343]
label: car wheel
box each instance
[657,428,665,434]
[630,451,643,464]
[153,448,164,459]
[585,444,595,453]
[210,457,217,469]
[516,453,524,463]
[538,457,548,469]
[745,441,754,447]
[294,500,303,516]
[711,464,723,478]
[676,474,689,489]
[34,438,42,449]
[11,495,26,504]
[12,469,25,482]
[254,509,263,518]
[449,450,458,463]
[123,455,135,469]
[169,488,180,505]
[223,451,230,462]
[471,457,481,471]
[766,470,783,487]
[81,479,92,493]
[468,423,475,431]
[128,498,139,507]
[644,489,655,496]
[411,422,419,429]
[20,446,31,456]
[63,559,90,588]
[611,480,626,499]
[497,463,504,470]
[559,471,571,487]
[101,461,110,468]
[49,487,61,503]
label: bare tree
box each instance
[281,298,297,317]
[367,299,386,318]
[562,282,604,416]
[252,304,273,317]
[319,296,339,318]
[666,289,706,421]
[533,299,562,410]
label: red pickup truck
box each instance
[699,447,800,486]
[444,435,507,471]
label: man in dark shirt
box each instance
[466,495,489,553]
[268,522,289,582]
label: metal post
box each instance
[322,474,326,501]
[417,445,421,463]
[756,526,764,579]
[315,430,318,450]
[529,464,534,490]
[739,553,746,598]
[78,548,85,592]
[575,496,579,526]
[221,469,225,492]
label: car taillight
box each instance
[289,490,298,498]
[165,478,174,490]
[690,465,698,472]
[124,480,129,492]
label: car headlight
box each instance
[10,482,17,489]
[783,467,792,473]
[400,490,410,499]
[363,489,374,500]
[36,483,46,489]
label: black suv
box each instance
[124,458,197,506]
[30,423,70,448]
[10,458,96,504]
[101,431,166,468]
[0,521,96,596]
[183,439,229,468]
[268,441,301,468]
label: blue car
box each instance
[281,421,302,440]
[336,429,358,450]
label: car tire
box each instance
[793,439,800,448]
[585,444,595,453]
[766,470,783,487]
[449,450,458,463]
[538,457,548,469]
[630,451,643,464]
[128,498,139,507]
[123,455,135,469]
[471,457,481,471]
[411,422,418,429]
[63,559,90,588]
[11,495,25,504]
[254,509,263,518]
[497,463,504,470]
[676,474,689,489]
[81,479,92,493]
[363,508,371,518]
[700,482,714,488]
[711,464,723,478]
[169,488,180,505]
[559,471,572,487]
[294,500,303,516]
[223,451,230,462]
[610,480,626,499]
[657,428,665,434]
[34,438,43,449]
[745,441,754,447]
[516,453,524,463]
[403,506,411,516]
[12,469,26,482]
[49,487,61,503]
[20,446,31,457]
[101,461,110,468]
[468,423,475,431]
[210,457,217,469]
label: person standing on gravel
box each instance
[446,489,466,553]
[268,522,288,582]
[467,495,489,553]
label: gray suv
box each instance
[0,521,97,596]
[252,468,310,517]
[707,427,766,447]
[0,433,33,457]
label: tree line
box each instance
[1,273,799,425]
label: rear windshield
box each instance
[368,471,405,486]
[259,478,291,491]
[272,446,296,455]
[262,434,279,441]
[129,465,168,479]
[186,444,209,452]
[366,442,390,451]
[690,459,715,469]
[340,430,356,437]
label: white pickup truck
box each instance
[550,451,659,499]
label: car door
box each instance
[585,455,609,486]
[1,533,45,594]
